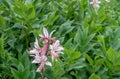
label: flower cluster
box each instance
[90,0,101,9]
[90,0,110,9]
[29,28,64,72]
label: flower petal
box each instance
[54,40,60,47]
[57,46,64,51]
[50,52,59,61]
[49,30,55,38]
[34,38,40,49]
[29,49,39,54]
[32,59,40,63]
[32,55,41,63]
[90,2,93,4]
[45,61,52,66]
[41,55,47,61]
[43,28,49,38]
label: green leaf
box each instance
[74,28,81,44]
[21,53,30,68]
[16,44,23,53]
[107,47,115,62]
[97,35,105,45]
[65,48,81,60]
[89,73,101,79]
[14,1,35,20]
[26,4,35,19]
[7,33,16,48]
[116,55,120,65]
[18,63,24,71]
[72,51,81,60]
[0,15,5,29]
[85,53,94,66]
[11,68,19,79]
[94,58,103,72]
[11,58,19,67]
[58,20,74,36]
[52,61,64,79]
[104,57,112,69]
[29,70,36,79]
[22,68,30,79]
[43,11,59,26]
[0,38,5,57]
[97,35,106,53]
[74,27,95,52]
[13,0,27,18]
[68,58,86,71]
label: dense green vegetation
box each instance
[1,0,120,79]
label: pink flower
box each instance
[50,40,64,53]
[50,40,64,61]
[50,52,59,61]
[34,38,41,50]
[34,55,52,72]
[29,39,41,55]
[90,0,101,9]
[29,27,64,73]
[32,55,41,63]
[39,28,56,43]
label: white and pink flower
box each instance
[35,55,52,72]
[29,27,64,72]
[29,39,41,55]
[50,40,64,61]
[39,28,56,43]
[90,0,101,9]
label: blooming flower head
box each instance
[90,0,101,9]
[36,55,52,72]
[50,40,64,61]
[29,27,64,73]
[39,28,56,43]
[50,40,64,53]
[32,55,52,72]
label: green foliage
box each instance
[74,27,95,53]
[51,48,83,79]
[10,53,36,79]
[1,0,120,79]
[89,73,101,79]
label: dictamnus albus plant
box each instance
[29,28,64,79]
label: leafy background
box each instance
[0,0,120,79]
